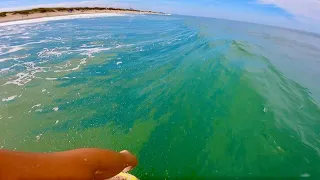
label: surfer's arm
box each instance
[0,148,137,180]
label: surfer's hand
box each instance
[71,148,138,180]
[0,148,138,180]
[63,148,138,180]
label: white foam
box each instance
[80,58,87,65]
[0,35,12,39]
[9,46,24,53]
[0,44,7,51]
[0,68,10,73]
[54,58,87,72]
[0,41,49,56]
[0,43,130,87]
[78,47,111,57]
[0,26,28,35]
[75,44,131,57]
[35,109,43,112]
[0,41,46,57]
[53,107,59,111]
[38,46,110,59]
[2,62,49,86]
[46,77,58,80]
[62,77,77,79]
[35,134,42,141]
[54,65,80,72]
[0,54,29,62]
[38,47,70,58]
[117,61,123,65]
[263,107,267,113]
[39,60,49,64]
[81,44,101,48]
[300,173,310,178]
[0,46,24,56]
[0,57,11,63]
[31,104,41,109]
[0,13,127,27]
[2,95,17,102]
[5,72,32,86]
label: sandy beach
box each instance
[0,9,161,23]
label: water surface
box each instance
[1,14,320,179]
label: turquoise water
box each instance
[1,14,320,179]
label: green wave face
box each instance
[0,15,320,178]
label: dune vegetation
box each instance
[0,7,159,16]
[0,12,6,17]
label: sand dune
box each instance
[0,8,162,23]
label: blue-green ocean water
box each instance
[1,14,320,179]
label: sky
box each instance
[1,0,320,33]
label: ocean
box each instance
[0,14,320,179]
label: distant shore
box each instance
[0,7,164,23]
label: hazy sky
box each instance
[1,0,320,33]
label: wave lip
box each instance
[0,13,127,27]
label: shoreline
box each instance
[0,8,163,24]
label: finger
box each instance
[85,149,137,179]
[64,148,134,179]
[122,166,132,173]
[119,150,138,169]
[95,150,137,179]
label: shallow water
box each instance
[1,14,320,178]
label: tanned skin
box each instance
[0,148,138,180]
